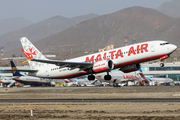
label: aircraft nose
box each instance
[167,44,177,53]
[172,44,177,51]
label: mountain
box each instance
[157,0,180,18]
[0,15,76,52]
[5,7,180,61]
[34,7,172,54]
[144,18,180,46]
[71,13,99,23]
[0,13,100,53]
[0,17,33,36]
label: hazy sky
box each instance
[0,0,170,22]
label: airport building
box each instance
[141,62,180,81]
[0,62,180,81]
[0,66,29,80]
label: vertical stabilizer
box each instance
[10,61,23,76]
[20,37,48,70]
[138,69,149,83]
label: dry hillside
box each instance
[4,6,180,62]
[35,7,173,53]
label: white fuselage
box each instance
[31,40,177,79]
[148,77,174,84]
[95,72,141,83]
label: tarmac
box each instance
[0,86,180,120]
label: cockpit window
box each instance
[160,42,169,45]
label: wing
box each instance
[31,59,93,70]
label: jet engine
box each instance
[120,64,141,73]
[93,60,114,73]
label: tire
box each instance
[160,63,164,67]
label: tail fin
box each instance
[20,37,48,70]
[10,61,23,76]
[138,69,149,83]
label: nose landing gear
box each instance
[159,55,169,67]
[160,62,164,67]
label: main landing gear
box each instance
[88,74,112,81]
[88,69,95,80]
[88,75,95,80]
[104,72,112,80]
[87,71,112,81]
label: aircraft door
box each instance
[46,66,49,76]
[150,43,155,52]
[46,70,49,76]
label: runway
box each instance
[1,87,180,119]
[1,98,180,102]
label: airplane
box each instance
[147,77,174,85]
[0,78,16,87]
[64,78,97,86]
[95,70,149,87]
[139,69,174,85]
[10,61,55,87]
[11,37,177,81]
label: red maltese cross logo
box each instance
[21,47,37,59]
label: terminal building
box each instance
[141,62,180,81]
[0,62,180,81]
[0,66,29,80]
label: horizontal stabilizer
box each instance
[4,69,38,72]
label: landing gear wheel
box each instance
[160,63,164,67]
[104,75,112,80]
[88,75,95,80]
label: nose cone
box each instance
[173,44,177,51]
[170,44,177,53]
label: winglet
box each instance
[139,69,143,73]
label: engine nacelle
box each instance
[120,64,141,73]
[93,60,114,73]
